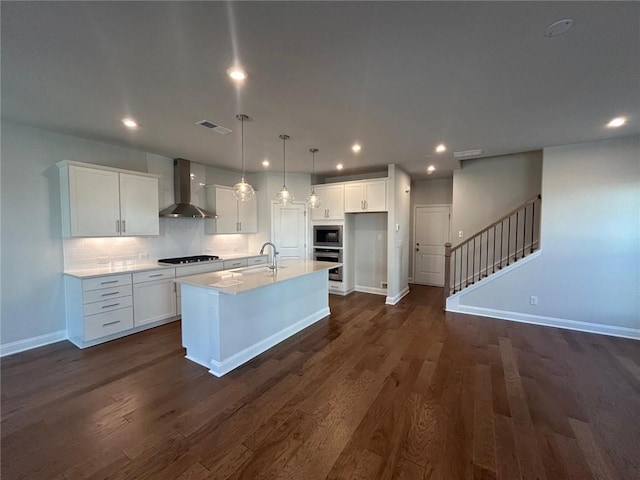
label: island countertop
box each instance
[175,259,339,295]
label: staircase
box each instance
[444,194,541,299]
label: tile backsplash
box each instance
[63,218,251,270]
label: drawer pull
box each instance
[101,303,120,309]
[102,320,121,327]
[149,274,163,278]
[101,291,120,297]
[101,280,119,285]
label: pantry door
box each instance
[271,202,308,260]
[414,205,451,286]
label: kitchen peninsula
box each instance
[176,259,338,376]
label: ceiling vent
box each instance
[453,149,483,159]
[196,120,232,135]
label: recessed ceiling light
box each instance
[336,163,344,170]
[427,165,436,174]
[607,116,627,128]
[351,144,362,153]
[544,19,574,37]
[122,118,138,129]
[435,144,446,153]
[227,67,247,81]
[262,159,270,167]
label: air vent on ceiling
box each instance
[196,120,232,135]
[453,149,483,159]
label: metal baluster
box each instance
[493,226,496,274]
[460,245,463,291]
[507,216,511,266]
[465,243,469,288]
[515,211,519,261]
[479,232,482,280]
[523,205,527,258]
[499,222,504,269]
[472,237,475,284]
[531,200,536,253]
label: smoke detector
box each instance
[196,120,232,134]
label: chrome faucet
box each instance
[259,242,279,270]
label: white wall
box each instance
[386,164,411,303]
[452,151,542,246]
[450,136,640,335]
[354,213,388,291]
[409,178,453,279]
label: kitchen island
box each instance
[176,259,338,376]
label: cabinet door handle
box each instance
[365,200,368,210]
[101,303,120,309]
[149,273,163,278]
[239,221,242,231]
[116,220,120,233]
[101,280,119,285]
[101,291,120,297]
[122,220,126,233]
[102,320,121,327]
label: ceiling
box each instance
[2,2,638,180]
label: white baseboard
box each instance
[408,277,414,284]
[386,286,410,305]
[446,304,640,340]
[355,285,387,296]
[207,307,331,377]
[1,330,68,357]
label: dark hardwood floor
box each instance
[2,285,638,479]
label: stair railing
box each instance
[444,194,541,300]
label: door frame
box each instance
[412,204,451,286]
[270,200,309,260]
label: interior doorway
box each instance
[271,202,308,260]
[413,205,451,286]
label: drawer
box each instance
[83,273,132,292]
[83,295,133,316]
[224,258,248,269]
[175,261,224,277]
[84,307,133,341]
[83,284,132,304]
[247,255,268,266]
[133,268,175,284]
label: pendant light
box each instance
[275,134,294,205]
[232,114,255,202]
[306,148,321,208]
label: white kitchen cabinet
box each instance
[65,267,177,348]
[58,161,159,237]
[344,179,387,213]
[310,184,344,220]
[205,185,258,234]
[133,273,176,327]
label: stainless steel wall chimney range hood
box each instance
[159,158,216,218]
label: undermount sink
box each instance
[233,265,286,275]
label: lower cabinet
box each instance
[133,278,176,326]
[65,268,177,348]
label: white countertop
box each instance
[63,252,266,279]
[175,259,340,295]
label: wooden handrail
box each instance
[450,194,541,253]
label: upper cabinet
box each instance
[58,161,159,237]
[344,179,387,213]
[310,184,344,221]
[204,185,258,234]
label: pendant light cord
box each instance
[241,117,245,177]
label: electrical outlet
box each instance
[458,230,464,238]
[381,282,388,289]
[530,296,539,306]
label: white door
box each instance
[272,202,307,260]
[414,205,450,286]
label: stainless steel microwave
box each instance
[313,225,343,247]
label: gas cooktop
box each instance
[158,255,220,265]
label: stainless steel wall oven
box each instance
[313,248,343,282]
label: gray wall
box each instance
[409,178,453,279]
[354,213,388,290]
[455,136,640,330]
[452,151,542,246]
